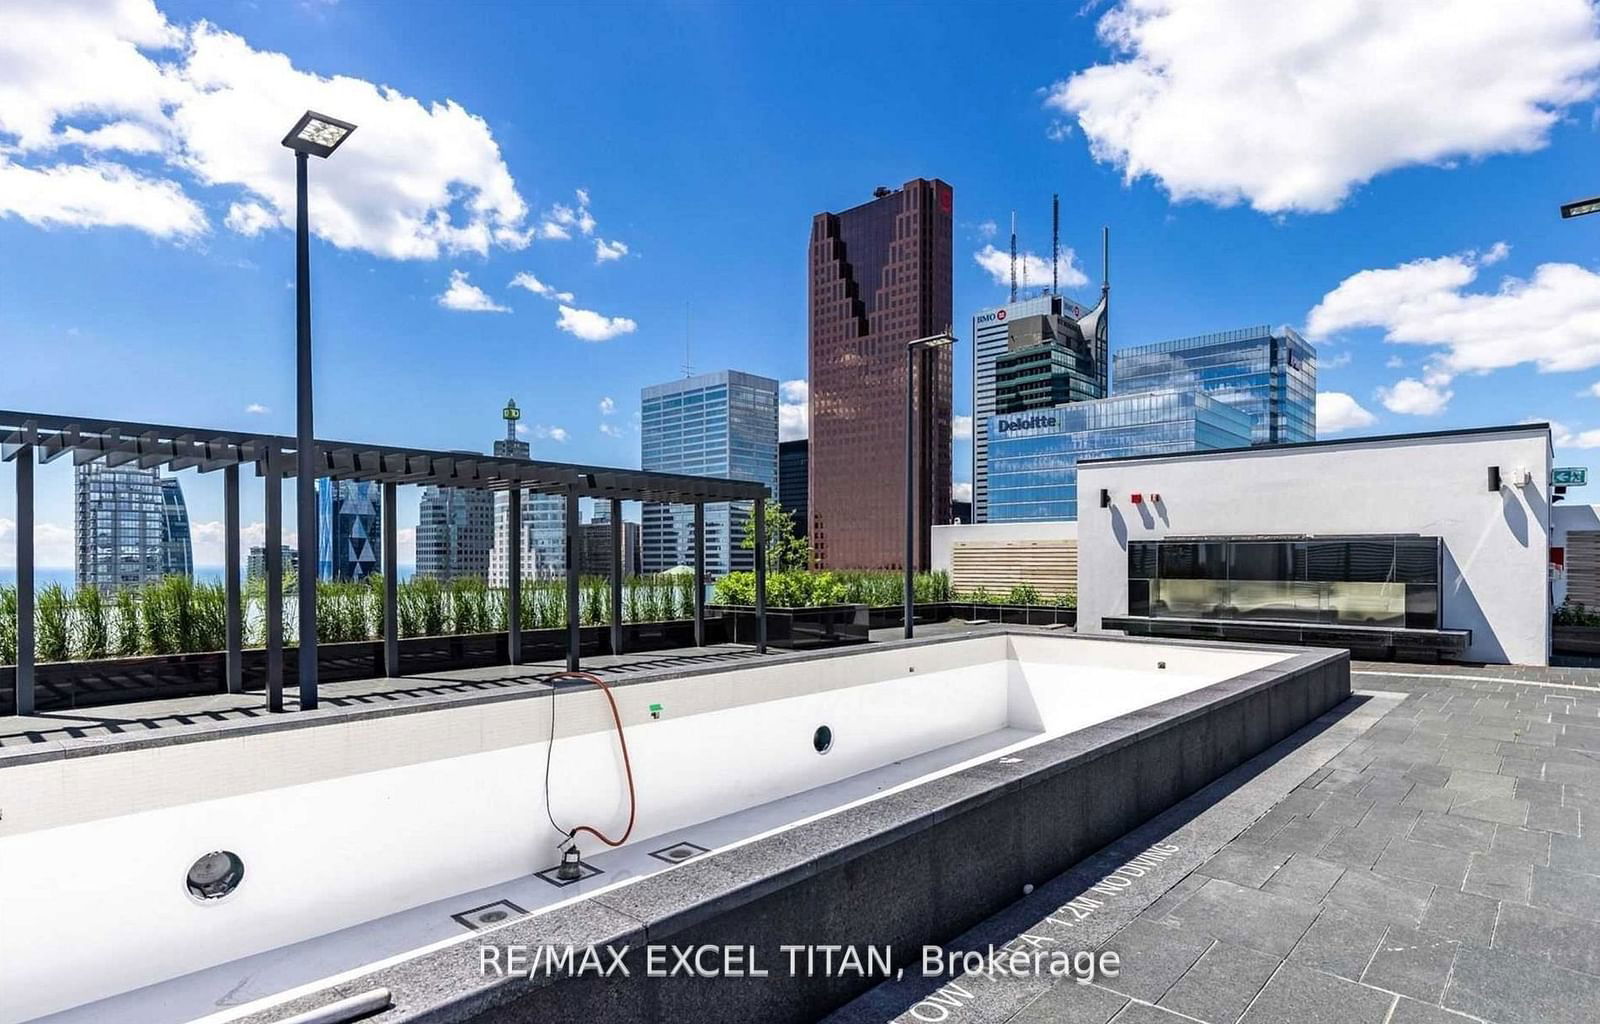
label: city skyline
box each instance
[5,1,1600,568]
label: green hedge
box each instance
[711,570,1076,609]
[0,572,704,665]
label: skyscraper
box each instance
[1112,325,1317,445]
[487,398,566,584]
[158,477,193,579]
[808,178,953,569]
[247,545,298,582]
[971,228,1109,522]
[640,370,778,577]
[75,464,167,591]
[416,486,493,580]
[315,479,382,582]
[778,439,809,543]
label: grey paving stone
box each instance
[1525,801,1581,836]
[1530,863,1600,922]
[1287,906,1388,981]
[1374,838,1472,888]
[1318,826,1395,869]
[1097,918,1213,1004]
[1163,878,1319,958]
[1448,795,1530,828]
[1491,825,1552,866]
[1157,940,1279,1024]
[1314,768,1367,794]
[1419,887,1499,948]
[1356,776,1414,806]
[1550,833,1600,875]
[1108,1001,1195,1024]
[1464,851,1533,902]
[1408,811,1494,853]
[1436,747,1501,773]
[1387,996,1481,1023]
[1011,979,1128,1024]
[1494,900,1600,976]
[1263,853,1345,905]
[1196,844,1292,889]
[1354,804,1419,837]
[1138,873,1207,924]
[1400,785,1455,814]
[1239,961,1395,1024]
[1404,764,1452,788]
[1309,793,1376,827]
[1445,768,1515,799]
[1324,869,1433,927]
[1361,923,1459,1003]
[1446,942,1600,1024]
[1267,817,1343,856]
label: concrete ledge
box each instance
[231,636,1349,1024]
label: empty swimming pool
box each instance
[0,630,1346,1024]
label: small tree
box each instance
[738,499,811,572]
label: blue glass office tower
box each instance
[641,370,778,576]
[987,390,1253,521]
[1112,325,1316,445]
[316,479,382,581]
[158,477,193,579]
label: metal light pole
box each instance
[905,332,956,639]
[1561,196,1600,220]
[281,110,356,711]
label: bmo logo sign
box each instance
[975,309,1008,325]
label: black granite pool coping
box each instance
[0,627,1322,770]
[211,631,1346,1024]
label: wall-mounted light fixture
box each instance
[1487,466,1501,492]
[1099,489,1110,508]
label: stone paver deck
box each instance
[833,661,1600,1024]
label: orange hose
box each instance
[546,670,637,848]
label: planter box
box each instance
[864,603,954,630]
[945,602,1077,627]
[709,604,869,649]
[0,617,730,716]
[1554,624,1600,656]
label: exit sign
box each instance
[1554,467,1588,486]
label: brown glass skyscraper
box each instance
[808,178,953,570]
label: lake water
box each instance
[0,567,417,593]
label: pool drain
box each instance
[649,841,710,864]
[451,899,527,931]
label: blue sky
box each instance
[4,0,1600,566]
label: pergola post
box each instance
[754,496,767,654]
[13,444,34,717]
[224,464,243,694]
[693,501,706,648]
[609,497,624,655]
[565,486,580,671]
[507,487,522,665]
[382,480,398,678]
[264,454,284,712]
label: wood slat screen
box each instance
[1567,530,1600,608]
[950,540,1077,597]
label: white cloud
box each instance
[1046,0,1600,214]
[1045,120,1073,142]
[975,219,998,240]
[1385,355,1406,369]
[0,517,74,569]
[1378,375,1454,416]
[1305,243,1600,380]
[0,157,206,237]
[532,424,569,443]
[539,190,595,239]
[599,422,623,438]
[1322,351,1352,370]
[1316,392,1376,434]
[594,237,629,263]
[555,304,636,342]
[244,402,269,414]
[598,396,615,415]
[952,482,973,503]
[437,269,509,313]
[223,200,277,237]
[1545,419,1600,448]
[953,414,974,441]
[779,379,808,441]
[508,271,574,303]
[0,0,533,257]
[974,244,1088,290]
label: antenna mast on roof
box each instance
[1052,194,1060,297]
[683,304,693,378]
[1009,211,1017,303]
[1101,226,1110,297]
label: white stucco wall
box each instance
[931,520,1079,575]
[1551,503,1600,608]
[1077,427,1553,666]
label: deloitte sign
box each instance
[995,413,1058,434]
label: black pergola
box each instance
[1,410,769,716]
